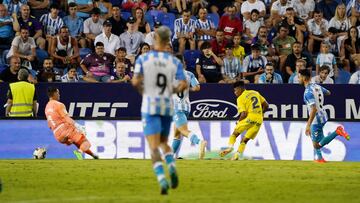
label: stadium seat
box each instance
[0,64,8,73]
[121,11,131,20]
[335,69,351,84]
[207,13,219,28]
[147,10,163,22]
[110,0,122,5]
[1,49,9,65]
[158,12,176,32]
[145,12,155,30]
[80,48,92,60]
[183,50,201,73]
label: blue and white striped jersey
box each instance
[134,51,186,116]
[173,18,196,40]
[195,18,214,41]
[173,70,199,112]
[304,83,330,125]
[40,13,64,36]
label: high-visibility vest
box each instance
[9,81,35,117]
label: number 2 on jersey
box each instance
[251,96,260,109]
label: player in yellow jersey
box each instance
[220,80,269,160]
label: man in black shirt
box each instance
[284,42,313,83]
[107,5,127,36]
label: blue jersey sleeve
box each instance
[189,72,199,87]
[134,56,144,75]
[305,91,315,106]
[175,60,186,80]
[321,86,330,95]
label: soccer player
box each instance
[132,26,187,195]
[172,55,207,160]
[298,69,350,163]
[220,80,269,160]
[45,87,98,160]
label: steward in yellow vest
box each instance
[5,69,37,117]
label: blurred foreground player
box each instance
[45,87,98,160]
[298,69,350,163]
[220,80,268,160]
[132,26,187,195]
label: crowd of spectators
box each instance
[0,0,359,85]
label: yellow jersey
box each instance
[233,45,245,60]
[236,90,266,121]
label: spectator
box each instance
[284,42,313,82]
[315,0,339,21]
[3,0,27,16]
[80,41,115,82]
[311,65,334,84]
[28,0,50,19]
[94,20,120,55]
[316,41,338,78]
[16,4,46,50]
[211,29,228,58]
[119,16,144,61]
[175,0,187,14]
[270,0,294,24]
[243,9,263,40]
[69,0,94,18]
[0,4,18,46]
[93,0,112,19]
[349,58,360,84]
[307,10,329,54]
[252,26,276,63]
[61,65,84,82]
[240,0,266,21]
[350,0,360,26]
[325,27,342,57]
[341,26,360,72]
[242,44,267,83]
[114,47,132,74]
[328,4,351,37]
[50,26,80,69]
[258,63,283,84]
[273,24,296,74]
[279,7,306,45]
[173,9,196,54]
[293,0,315,21]
[135,42,150,61]
[121,0,147,12]
[7,27,36,70]
[83,7,104,48]
[39,3,64,46]
[221,43,242,83]
[0,56,36,83]
[195,7,216,49]
[219,4,242,40]
[63,2,86,48]
[288,58,307,83]
[106,4,126,36]
[232,32,245,62]
[133,7,151,34]
[110,61,132,83]
[195,41,223,83]
[264,16,277,43]
[37,58,62,82]
[5,68,37,117]
[144,21,162,49]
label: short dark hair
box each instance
[319,65,330,72]
[286,7,294,12]
[251,9,259,15]
[225,43,234,49]
[314,10,322,14]
[298,69,311,78]
[117,47,127,52]
[251,44,260,51]
[278,24,289,31]
[68,2,77,8]
[233,80,245,89]
[92,7,101,15]
[49,3,59,10]
[95,41,104,47]
[182,9,191,14]
[20,26,29,31]
[47,87,58,98]
[200,41,212,50]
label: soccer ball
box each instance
[33,148,47,159]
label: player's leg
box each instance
[143,114,169,195]
[172,127,183,157]
[220,120,249,157]
[319,125,350,147]
[232,123,261,160]
[72,134,98,159]
[310,124,326,163]
[159,116,179,190]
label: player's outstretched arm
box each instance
[237,111,248,122]
[262,101,269,113]
[190,84,200,92]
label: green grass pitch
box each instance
[0,160,359,203]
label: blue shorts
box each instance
[173,111,189,128]
[311,123,325,143]
[141,113,172,136]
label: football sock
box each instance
[319,131,338,146]
[315,149,323,160]
[164,152,176,171]
[172,139,182,154]
[237,142,246,155]
[153,161,166,183]
[189,132,200,145]
[229,134,238,146]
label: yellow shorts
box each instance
[234,118,262,140]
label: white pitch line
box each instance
[8,196,110,203]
